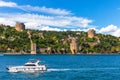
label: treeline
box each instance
[0,25,120,54]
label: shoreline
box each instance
[1,53,120,56]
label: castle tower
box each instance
[68,36,77,54]
[15,22,25,31]
[31,43,36,54]
[27,30,37,54]
[38,33,44,38]
[70,38,77,54]
[88,29,95,38]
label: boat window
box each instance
[24,64,36,66]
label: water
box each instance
[1,54,120,80]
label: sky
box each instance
[0,0,120,37]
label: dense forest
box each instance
[0,25,120,54]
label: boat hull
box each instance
[7,65,47,72]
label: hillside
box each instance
[0,24,120,54]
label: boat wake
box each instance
[47,67,120,72]
[47,68,72,72]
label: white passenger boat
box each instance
[7,59,47,72]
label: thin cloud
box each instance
[1,12,120,37]
[99,24,117,33]
[0,13,92,29]
[99,24,120,37]
[0,0,17,7]
[39,26,62,31]
[0,0,71,15]
[112,29,120,37]
[19,5,72,15]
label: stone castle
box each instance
[13,23,99,54]
[88,29,95,38]
[15,22,25,31]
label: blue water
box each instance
[1,54,120,80]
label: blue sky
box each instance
[0,0,120,37]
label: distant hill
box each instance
[0,24,120,54]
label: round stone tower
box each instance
[15,22,25,31]
[88,29,95,38]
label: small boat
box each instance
[7,59,47,72]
